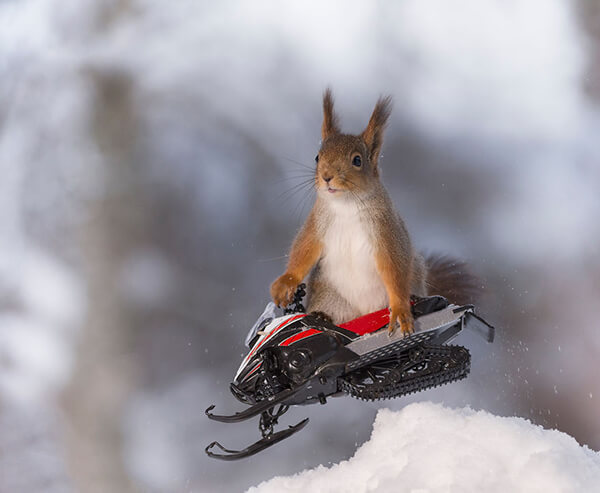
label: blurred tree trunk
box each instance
[61,71,145,493]
[576,0,600,101]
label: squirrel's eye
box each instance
[352,155,362,167]
[315,155,319,163]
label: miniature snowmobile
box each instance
[205,285,494,460]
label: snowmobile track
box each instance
[339,344,471,401]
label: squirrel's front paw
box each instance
[388,303,414,337]
[271,274,301,307]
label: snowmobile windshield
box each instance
[245,302,280,348]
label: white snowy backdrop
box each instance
[0,0,599,492]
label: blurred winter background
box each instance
[1,0,599,491]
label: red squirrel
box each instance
[271,89,476,335]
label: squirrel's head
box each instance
[315,88,392,200]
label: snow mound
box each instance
[248,402,600,493]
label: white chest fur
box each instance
[319,198,388,314]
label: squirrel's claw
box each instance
[388,306,414,337]
[400,317,415,337]
[271,274,300,307]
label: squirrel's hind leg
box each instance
[306,265,361,325]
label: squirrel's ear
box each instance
[321,88,341,140]
[362,95,392,167]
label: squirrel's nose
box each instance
[323,175,333,183]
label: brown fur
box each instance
[321,88,341,140]
[270,211,322,306]
[271,89,476,335]
[362,95,392,170]
[425,254,480,305]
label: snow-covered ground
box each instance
[249,402,600,493]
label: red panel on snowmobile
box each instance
[338,308,390,336]
[246,313,306,360]
[279,328,321,346]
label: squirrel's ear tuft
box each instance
[362,95,392,167]
[322,88,341,140]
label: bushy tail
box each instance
[424,254,480,305]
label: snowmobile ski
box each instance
[205,384,308,423]
[205,417,309,460]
